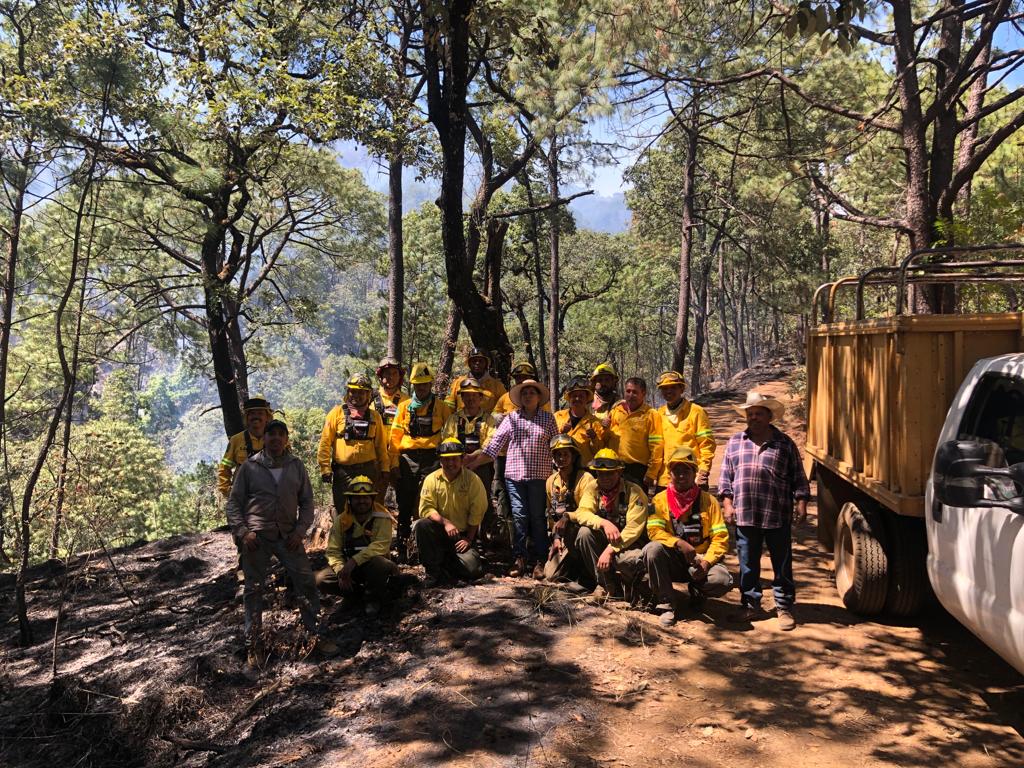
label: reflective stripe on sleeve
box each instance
[647,518,668,529]
[697,429,714,437]
[220,458,236,468]
[711,524,728,533]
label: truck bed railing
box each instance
[813,244,1024,324]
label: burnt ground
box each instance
[1,376,1022,768]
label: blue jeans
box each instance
[736,521,794,610]
[506,478,549,561]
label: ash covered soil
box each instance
[2,373,1023,768]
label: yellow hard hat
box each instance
[459,377,486,395]
[511,361,537,378]
[345,475,376,496]
[438,439,465,457]
[656,370,686,389]
[346,373,373,391]
[549,434,578,453]
[590,362,618,381]
[666,446,699,468]
[589,448,624,472]
[409,361,435,385]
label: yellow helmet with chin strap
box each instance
[589,448,624,472]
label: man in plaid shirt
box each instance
[475,378,558,578]
[718,391,809,630]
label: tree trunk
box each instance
[523,177,548,381]
[201,225,246,438]
[512,303,537,372]
[672,124,699,374]
[690,257,712,395]
[736,264,749,369]
[438,303,462,384]
[547,138,561,399]
[717,243,731,381]
[0,145,31,560]
[387,151,404,360]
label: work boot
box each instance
[776,608,796,631]
[509,556,526,578]
[532,562,545,581]
[688,584,706,610]
[317,636,340,656]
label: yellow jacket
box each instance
[325,502,394,572]
[575,479,649,553]
[217,430,263,498]
[545,469,597,530]
[418,467,488,532]
[318,405,388,477]
[646,489,729,567]
[442,410,496,462]
[607,402,664,484]
[657,400,715,486]
[446,372,507,413]
[389,395,454,468]
[371,386,406,445]
[553,409,607,467]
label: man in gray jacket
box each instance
[226,418,335,658]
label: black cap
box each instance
[266,419,289,434]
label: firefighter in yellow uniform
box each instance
[554,375,607,467]
[572,449,650,596]
[445,347,507,413]
[389,362,454,560]
[318,373,389,513]
[217,395,274,499]
[655,370,715,491]
[372,356,406,446]
[543,434,598,584]
[643,446,732,625]
[590,362,620,425]
[313,476,398,615]
[443,377,497,530]
[607,376,664,492]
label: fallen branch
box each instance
[162,733,228,753]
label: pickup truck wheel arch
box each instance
[834,502,889,615]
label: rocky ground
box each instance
[2,371,1022,767]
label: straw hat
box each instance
[734,390,785,421]
[509,378,550,408]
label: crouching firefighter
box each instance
[315,475,399,616]
[543,434,597,583]
[642,446,732,626]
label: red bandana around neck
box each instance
[667,485,701,520]
[599,481,623,516]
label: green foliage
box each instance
[149,462,222,540]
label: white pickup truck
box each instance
[928,354,1024,675]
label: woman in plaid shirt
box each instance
[718,391,809,631]
[476,378,558,578]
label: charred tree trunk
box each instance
[438,303,462,383]
[387,151,404,360]
[690,257,712,396]
[512,302,537,372]
[523,177,548,381]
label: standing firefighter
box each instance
[446,347,507,413]
[443,378,497,532]
[225,418,335,662]
[217,395,274,499]
[314,475,398,616]
[389,362,454,561]
[318,373,389,511]
[554,375,607,467]
[607,376,664,492]
[590,362,619,425]
[655,370,715,492]
[372,356,406,445]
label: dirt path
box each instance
[2,375,1022,767]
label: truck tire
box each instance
[881,515,931,617]
[834,502,889,615]
[815,464,842,551]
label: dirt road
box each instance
[2,376,1022,767]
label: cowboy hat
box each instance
[509,378,550,408]
[734,390,785,421]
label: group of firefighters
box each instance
[221,347,809,657]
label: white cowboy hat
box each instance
[734,390,785,421]
[509,378,551,408]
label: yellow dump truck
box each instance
[806,247,1024,630]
